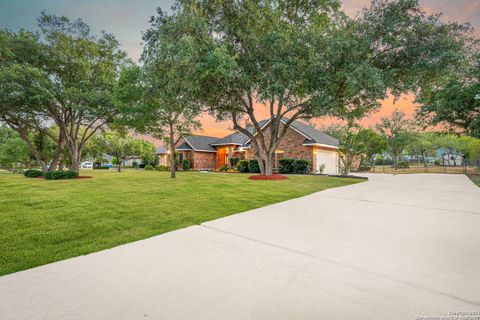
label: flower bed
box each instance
[248,174,288,180]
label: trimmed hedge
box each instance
[293,159,311,174]
[248,159,260,173]
[279,158,295,174]
[237,160,249,173]
[144,164,154,171]
[24,169,43,178]
[43,171,79,180]
[279,158,311,174]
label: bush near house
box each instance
[44,171,79,180]
[293,159,311,174]
[279,158,311,174]
[279,158,296,174]
[229,157,240,168]
[24,169,44,178]
[237,160,249,173]
[218,165,228,172]
[182,159,190,171]
[248,159,261,173]
[144,164,154,171]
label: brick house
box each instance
[164,118,339,174]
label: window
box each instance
[274,150,285,168]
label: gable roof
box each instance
[289,120,339,147]
[154,145,168,155]
[178,119,338,151]
[182,135,218,152]
[211,119,269,146]
[242,118,339,148]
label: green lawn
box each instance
[468,174,480,187]
[0,170,362,275]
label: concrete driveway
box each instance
[1,174,479,320]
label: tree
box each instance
[94,131,155,172]
[117,10,203,179]
[376,110,413,169]
[356,128,387,170]
[37,13,127,173]
[0,127,32,172]
[418,52,480,137]
[324,124,385,175]
[0,30,65,172]
[407,132,438,168]
[159,0,470,175]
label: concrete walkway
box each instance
[1,174,479,320]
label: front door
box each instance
[217,147,227,168]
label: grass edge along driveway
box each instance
[0,170,363,276]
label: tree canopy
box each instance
[148,0,472,175]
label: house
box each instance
[154,145,169,166]
[165,118,339,174]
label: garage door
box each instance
[316,151,338,175]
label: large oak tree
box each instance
[155,0,471,175]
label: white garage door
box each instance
[316,151,338,175]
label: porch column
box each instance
[228,146,233,168]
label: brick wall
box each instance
[243,123,314,162]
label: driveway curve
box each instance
[1,173,479,319]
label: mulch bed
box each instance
[248,174,288,180]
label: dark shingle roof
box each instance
[211,119,269,146]
[229,118,339,148]
[154,145,168,154]
[289,120,339,147]
[181,118,338,150]
[183,135,218,152]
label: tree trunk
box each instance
[169,124,176,179]
[48,141,64,172]
[264,153,274,176]
[69,147,81,173]
[117,160,122,172]
[393,155,398,170]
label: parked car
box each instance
[80,161,93,169]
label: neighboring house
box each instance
[154,145,169,166]
[122,157,144,167]
[172,118,339,174]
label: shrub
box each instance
[144,164,154,171]
[219,165,228,172]
[94,165,110,170]
[24,169,43,178]
[229,157,240,168]
[317,164,325,174]
[434,159,440,166]
[279,158,295,174]
[182,159,191,171]
[237,160,249,173]
[44,170,79,180]
[375,158,394,166]
[293,159,311,174]
[248,159,260,173]
[397,161,410,169]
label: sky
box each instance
[1,0,479,142]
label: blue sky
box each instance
[1,0,478,62]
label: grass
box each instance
[468,174,480,187]
[0,170,362,276]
